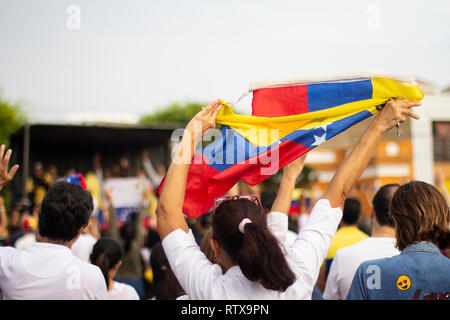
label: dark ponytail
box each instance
[150,242,186,300]
[90,237,124,289]
[213,199,296,292]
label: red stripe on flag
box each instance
[157,152,237,218]
[252,85,309,117]
[158,141,310,218]
[221,139,310,186]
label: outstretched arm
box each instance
[323,99,421,209]
[271,154,307,214]
[156,99,223,240]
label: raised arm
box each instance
[0,144,19,192]
[322,99,421,209]
[156,99,223,239]
[0,196,7,238]
[266,154,307,245]
[271,154,307,214]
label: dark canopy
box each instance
[9,123,176,203]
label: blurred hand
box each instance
[283,154,307,180]
[184,99,223,144]
[0,145,19,191]
[104,188,113,203]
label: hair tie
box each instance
[238,218,252,233]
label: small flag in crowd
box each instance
[65,173,87,190]
[159,74,424,217]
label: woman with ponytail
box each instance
[156,98,421,299]
[90,237,140,300]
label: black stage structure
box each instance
[9,122,177,204]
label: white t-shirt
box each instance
[323,237,400,300]
[162,199,342,300]
[0,242,108,300]
[108,281,140,300]
[71,234,98,262]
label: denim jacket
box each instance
[346,242,450,300]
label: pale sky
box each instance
[1,0,449,123]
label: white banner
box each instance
[104,177,150,208]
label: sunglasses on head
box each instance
[212,195,262,214]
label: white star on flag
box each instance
[321,122,333,132]
[311,132,327,147]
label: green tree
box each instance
[139,101,206,125]
[0,93,26,208]
[0,94,26,147]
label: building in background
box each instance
[304,78,450,217]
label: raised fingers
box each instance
[8,164,19,181]
[0,145,4,162]
[3,148,12,168]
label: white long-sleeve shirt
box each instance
[0,242,107,300]
[162,199,342,300]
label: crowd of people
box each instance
[0,98,449,300]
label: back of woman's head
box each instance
[90,237,123,288]
[150,242,185,300]
[212,198,296,292]
[390,180,450,251]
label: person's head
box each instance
[38,181,93,243]
[90,237,123,290]
[260,189,277,214]
[211,196,296,292]
[372,183,400,228]
[150,241,185,299]
[33,162,44,178]
[390,180,450,251]
[342,198,361,225]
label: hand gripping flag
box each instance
[158,74,424,218]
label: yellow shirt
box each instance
[326,226,369,260]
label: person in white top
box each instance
[71,233,98,262]
[0,150,107,300]
[90,237,140,300]
[155,98,421,300]
[14,217,38,251]
[323,183,401,300]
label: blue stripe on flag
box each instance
[307,79,373,112]
[281,110,373,149]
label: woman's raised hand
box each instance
[184,99,223,144]
[374,99,421,133]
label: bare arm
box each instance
[0,196,7,237]
[156,99,223,240]
[323,99,421,209]
[271,154,307,214]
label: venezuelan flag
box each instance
[160,75,424,218]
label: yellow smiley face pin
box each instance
[396,275,411,290]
